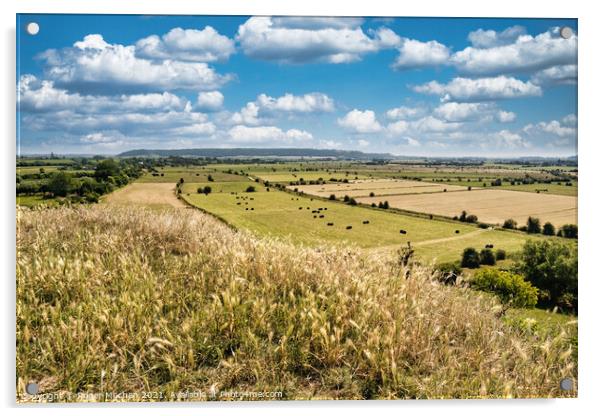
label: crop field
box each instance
[357,189,577,228]
[103,182,187,209]
[292,179,472,198]
[254,171,370,183]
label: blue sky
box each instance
[17,14,577,156]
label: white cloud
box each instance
[433,102,493,122]
[256,92,334,113]
[496,110,516,123]
[452,27,577,76]
[385,105,424,120]
[196,91,224,111]
[467,25,527,48]
[392,38,450,69]
[523,118,577,138]
[413,76,542,102]
[386,120,409,135]
[136,26,235,62]
[489,130,530,149]
[228,125,313,144]
[337,109,382,133]
[39,34,232,93]
[236,16,398,64]
[531,64,577,85]
[230,102,261,125]
[411,116,463,133]
[357,139,370,147]
[406,137,421,147]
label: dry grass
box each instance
[103,183,187,209]
[16,205,576,402]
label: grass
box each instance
[137,167,246,183]
[16,205,577,401]
[181,184,545,263]
[16,195,58,208]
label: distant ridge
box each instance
[117,148,394,160]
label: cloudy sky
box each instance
[17,14,577,157]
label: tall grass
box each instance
[16,205,576,401]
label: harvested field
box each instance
[103,182,187,209]
[292,179,471,198]
[357,189,577,228]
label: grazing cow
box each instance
[327,222,334,226]
[346,225,353,230]
[245,208,248,210]
[362,220,370,224]
[319,215,325,218]
[455,230,460,234]
[399,229,407,234]
[237,202,241,205]
[251,208,254,211]
[485,244,494,249]
[313,215,317,218]
[299,207,302,210]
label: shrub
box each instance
[542,222,556,236]
[343,195,350,202]
[202,186,212,195]
[347,198,358,206]
[516,240,578,310]
[461,248,480,269]
[436,262,462,285]
[246,186,256,193]
[47,172,74,197]
[503,219,517,229]
[465,214,478,223]
[478,223,489,229]
[470,269,538,309]
[369,192,375,197]
[526,217,541,234]
[495,249,506,260]
[207,175,214,182]
[479,249,496,266]
[329,194,336,200]
[559,224,578,239]
[382,201,389,209]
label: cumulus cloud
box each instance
[433,102,494,122]
[337,109,382,133]
[496,110,517,123]
[385,105,425,120]
[451,27,577,76]
[39,34,232,94]
[196,91,224,111]
[413,76,542,102]
[18,75,189,113]
[523,116,577,138]
[489,130,530,149]
[256,92,335,113]
[135,26,235,62]
[228,125,313,144]
[236,16,399,64]
[392,38,450,69]
[467,25,527,48]
[531,64,577,85]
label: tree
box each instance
[246,186,256,193]
[465,214,478,223]
[470,269,538,309]
[479,249,496,266]
[329,194,336,200]
[94,159,120,181]
[207,174,214,182]
[461,247,480,269]
[542,222,556,236]
[559,224,578,239]
[516,240,578,310]
[202,186,212,195]
[382,201,389,209]
[503,219,517,229]
[47,172,74,197]
[526,216,541,234]
[495,249,506,260]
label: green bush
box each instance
[470,269,538,308]
[542,222,556,236]
[503,219,517,229]
[559,224,578,239]
[526,217,541,234]
[246,186,256,193]
[479,249,496,265]
[516,240,578,311]
[495,249,506,260]
[461,248,480,269]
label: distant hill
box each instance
[117,148,394,160]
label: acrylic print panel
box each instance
[16,14,578,402]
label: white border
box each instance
[2,1,600,415]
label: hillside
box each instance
[117,148,394,160]
[16,205,576,401]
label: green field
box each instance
[181,182,546,263]
[137,166,247,183]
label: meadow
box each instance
[16,205,577,401]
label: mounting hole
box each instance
[26,22,40,36]
[25,382,39,395]
[559,26,573,39]
[560,378,574,391]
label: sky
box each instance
[16,14,577,157]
